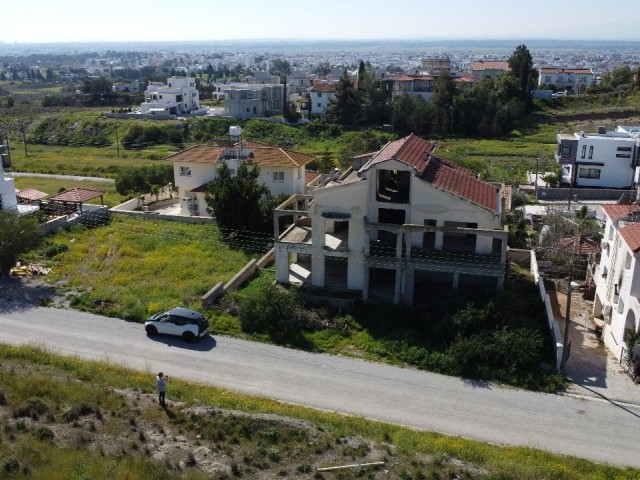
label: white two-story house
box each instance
[169,128,314,217]
[538,67,595,93]
[593,204,640,363]
[309,82,336,117]
[140,76,203,116]
[555,126,640,189]
[273,134,510,305]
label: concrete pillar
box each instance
[362,263,370,300]
[394,267,402,304]
[452,272,460,289]
[311,252,325,287]
[403,267,415,306]
[396,232,403,258]
[275,247,290,284]
[497,275,504,290]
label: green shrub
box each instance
[14,397,50,419]
[238,284,304,341]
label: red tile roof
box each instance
[365,134,498,211]
[558,237,600,256]
[602,204,640,223]
[47,188,105,203]
[472,61,510,71]
[16,188,48,201]
[305,171,321,185]
[168,142,314,169]
[620,223,640,253]
[422,157,498,211]
[309,83,336,92]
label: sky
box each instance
[2,0,638,44]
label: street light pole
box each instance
[560,260,574,375]
[535,156,540,199]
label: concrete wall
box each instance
[531,250,563,370]
[536,188,635,202]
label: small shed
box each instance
[46,188,106,214]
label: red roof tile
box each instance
[365,134,497,212]
[620,223,640,253]
[422,157,498,211]
[166,144,225,164]
[305,171,321,185]
[16,188,48,201]
[309,83,336,92]
[47,188,105,203]
[472,61,510,71]
[558,237,600,256]
[602,204,640,223]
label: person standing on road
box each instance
[157,372,168,406]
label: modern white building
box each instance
[273,134,510,305]
[538,67,595,93]
[168,128,314,217]
[112,82,140,93]
[309,82,336,116]
[0,141,17,212]
[288,71,316,95]
[592,204,640,364]
[140,76,203,116]
[555,126,640,189]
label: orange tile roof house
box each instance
[471,60,511,81]
[167,128,314,217]
[273,134,510,305]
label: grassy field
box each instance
[13,176,124,207]
[0,345,637,480]
[27,216,253,321]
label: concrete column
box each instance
[452,272,460,289]
[497,275,504,290]
[362,264,370,301]
[435,232,444,250]
[396,232,403,258]
[394,267,402,304]
[311,252,325,287]
[275,247,290,284]
[403,267,415,306]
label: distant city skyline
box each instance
[3,0,638,44]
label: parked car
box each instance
[552,91,567,98]
[145,307,210,342]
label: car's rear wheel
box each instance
[182,331,196,343]
[146,325,158,336]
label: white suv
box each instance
[145,307,210,342]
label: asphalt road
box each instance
[1,302,639,468]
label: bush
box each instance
[13,397,50,419]
[238,284,304,341]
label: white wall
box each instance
[574,136,636,188]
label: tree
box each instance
[45,67,54,82]
[318,148,334,174]
[431,71,457,135]
[325,69,361,125]
[115,165,173,200]
[205,162,276,233]
[0,211,41,275]
[508,44,536,111]
[270,59,291,77]
[602,66,634,89]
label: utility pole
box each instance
[560,261,574,375]
[115,128,120,158]
[535,155,540,199]
[20,123,28,158]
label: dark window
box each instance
[616,153,631,158]
[617,146,632,151]
[560,145,572,156]
[581,145,586,158]
[423,219,437,250]
[588,145,594,159]
[578,168,601,179]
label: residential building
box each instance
[169,128,314,217]
[471,61,511,81]
[538,67,595,93]
[140,76,202,116]
[273,134,510,305]
[245,72,280,85]
[112,82,140,93]
[421,57,451,75]
[555,126,640,189]
[392,74,473,101]
[309,82,336,116]
[592,204,640,363]
[288,71,316,95]
[222,83,284,119]
[0,141,17,212]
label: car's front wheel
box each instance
[146,325,158,336]
[182,331,196,343]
